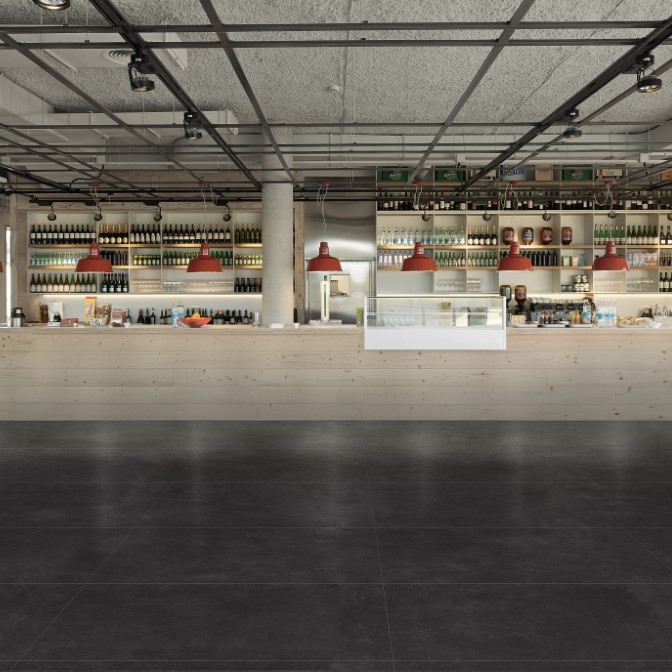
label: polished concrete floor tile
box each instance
[385,584,672,664]
[0,483,166,527]
[0,585,80,661]
[574,484,672,527]
[94,527,381,583]
[140,483,374,527]
[0,528,128,582]
[6,451,193,483]
[370,483,613,528]
[184,444,367,482]
[377,527,672,583]
[26,584,392,667]
[627,529,672,570]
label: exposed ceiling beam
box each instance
[86,0,262,191]
[2,38,669,49]
[407,0,537,185]
[0,31,206,193]
[0,21,662,34]
[196,0,295,186]
[461,15,672,191]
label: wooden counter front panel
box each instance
[0,330,670,420]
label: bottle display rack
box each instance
[376,209,672,295]
[26,210,263,296]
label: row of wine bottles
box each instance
[594,224,672,246]
[659,273,672,292]
[29,273,101,294]
[132,307,257,326]
[30,225,96,245]
[377,190,672,212]
[29,223,264,246]
[233,277,262,293]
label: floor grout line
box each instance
[9,455,198,670]
[363,449,397,672]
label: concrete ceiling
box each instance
[0,0,671,201]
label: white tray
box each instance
[511,323,539,329]
[567,324,593,328]
[540,323,568,328]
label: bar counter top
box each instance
[1,325,671,421]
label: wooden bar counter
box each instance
[1,326,671,421]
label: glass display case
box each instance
[364,294,506,350]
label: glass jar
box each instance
[540,226,553,245]
[515,284,527,302]
[502,227,515,245]
[521,227,534,245]
[499,284,512,300]
[561,226,573,245]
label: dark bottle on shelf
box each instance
[137,308,144,324]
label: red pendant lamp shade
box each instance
[307,241,342,272]
[187,242,223,272]
[592,241,629,271]
[401,242,436,272]
[75,243,112,273]
[498,241,533,271]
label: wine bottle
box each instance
[29,274,36,293]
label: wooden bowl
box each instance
[179,316,212,328]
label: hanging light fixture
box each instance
[187,183,222,273]
[32,0,70,9]
[562,108,582,139]
[128,52,155,93]
[592,241,629,271]
[183,111,203,140]
[636,53,662,93]
[498,241,533,271]
[542,208,552,222]
[153,205,162,222]
[402,242,436,272]
[47,205,57,221]
[222,203,232,222]
[307,183,342,272]
[76,190,112,274]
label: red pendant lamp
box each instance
[401,241,436,272]
[307,241,342,272]
[592,241,629,271]
[307,183,342,273]
[76,243,112,273]
[187,182,222,273]
[187,242,222,273]
[498,241,533,271]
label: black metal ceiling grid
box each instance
[0,3,671,201]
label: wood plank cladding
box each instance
[0,329,671,421]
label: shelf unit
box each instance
[376,209,672,295]
[27,209,264,296]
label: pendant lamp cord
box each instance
[317,182,329,236]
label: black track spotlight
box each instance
[153,205,162,222]
[542,208,552,222]
[183,111,203,140]
[562,108,582,139]
[222,203,232,222]
[93,205,103,222]
[47,205,57,221]
[33,0,70,9]
[128,52,155,93]
[636,53,662,93]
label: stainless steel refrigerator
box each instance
[303,185,376,324]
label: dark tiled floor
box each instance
[3,421,672,671]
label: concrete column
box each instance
[261,128,294,325]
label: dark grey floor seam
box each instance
[363,452,396,672]
[10,454,198,670]
[568,483,672,578]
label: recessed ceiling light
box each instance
[33,0,70,10]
